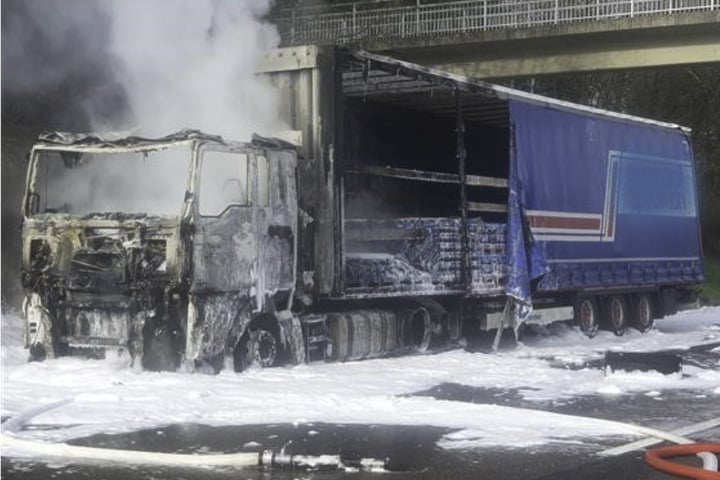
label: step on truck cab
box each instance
[21,47,705,371]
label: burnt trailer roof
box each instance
[341,49,690,133]
[35,129,223,149]
[33,129,297,152]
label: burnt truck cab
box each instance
[21,130,302,370]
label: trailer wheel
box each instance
[576,297,599,338]
[632,293,655,333]
[604,295,628,336]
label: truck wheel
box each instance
[246,329,279,368]
[28,343,48,362]
[604,295,628,336]
[405,307,432,353]
[632,293,655,333]
[576,297,599,338]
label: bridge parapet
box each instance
[275,0,718,47]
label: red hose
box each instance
[645,443,720,480]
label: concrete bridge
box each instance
[273,0,720,78]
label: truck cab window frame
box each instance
[256,154,270,207]
[29,146,191,217]
[199,149,250,216]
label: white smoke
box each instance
[101,0,284,140]
[3,0,286,139]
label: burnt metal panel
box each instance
[192,207,257,293]
[263,46,342,298]
[264,150,299,297]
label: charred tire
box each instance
[328,314,350,362]
[405,307,432,352]
[235,318,285,371]
[246,328,279,368]
[632,293,655,333]
[575,297,599,338]
[27,334,68,362]
[326,311,398,362]
[28,343,48,362]
[604,295,629,336]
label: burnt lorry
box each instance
[21,47,704,371]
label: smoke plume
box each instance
[2,0,284,141]
[104,0,284,139]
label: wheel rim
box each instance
[248,329,277,368]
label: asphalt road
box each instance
[3,345,719,479]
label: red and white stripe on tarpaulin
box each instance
[527,152,619,243]
[527,210,614,242]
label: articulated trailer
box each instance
[21,47,704,371]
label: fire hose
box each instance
[597,418,719,479]
[1,433,387,471]
[600,418,720,480]
[2,398,718,474]
[0,398,387,472]
[645,444,720,480]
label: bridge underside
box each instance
[361,12,720,79]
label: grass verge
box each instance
[700,252,720,306]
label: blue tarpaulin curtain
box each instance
[504,101,549,315]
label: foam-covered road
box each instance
[2,307,719,478]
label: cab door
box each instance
[191,148,297,307]
[192,149,257,294]
[186,146,299,366]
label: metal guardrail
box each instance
[275,0,718,46]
